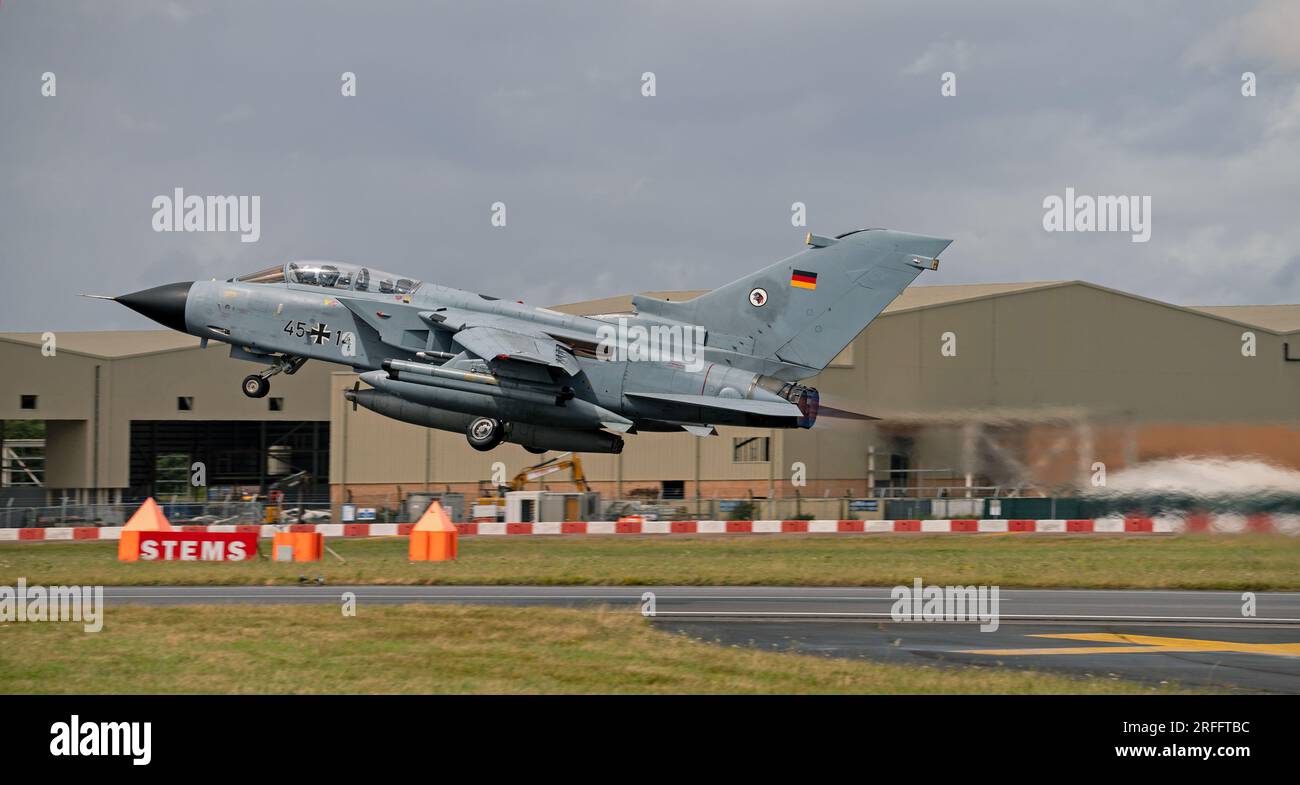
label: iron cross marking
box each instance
[308,323,332,345]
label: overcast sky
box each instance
[2,0,1298,331]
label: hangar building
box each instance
[0,331,332,504]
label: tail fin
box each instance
[632,229,952,376]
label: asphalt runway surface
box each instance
[103,585,1300,693]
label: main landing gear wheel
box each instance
[242,375,270,398]
[466,417,506,451]
[523,446,548,455]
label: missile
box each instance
[415,350,458,362]
[383,358,497,386]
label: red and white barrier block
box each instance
[451,515,1300,535]
[2,514,1298,542]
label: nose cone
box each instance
[116,281,194,333]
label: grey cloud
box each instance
[1,0,1298,332]
[1183,0,1300,73]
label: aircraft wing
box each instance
[625,391,803,419]
[451,325,581,376]
[336,299,581,376]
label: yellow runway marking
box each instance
[958,632,1300,657]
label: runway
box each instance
[101,585,1300,693]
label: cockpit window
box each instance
[315,265,340,287]
[287,262,320,286]
[236,265,287,284]
[284,261,403,292]
[353,267,419,295]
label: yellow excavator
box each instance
[507,452,590,492]
[474,452,591,518]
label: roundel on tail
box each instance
[748,287,768,307]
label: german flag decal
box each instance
[790,269,818,290]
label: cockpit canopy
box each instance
[235,261,421,295]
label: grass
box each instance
[0,603,1178,694]
[1,534,1297,589]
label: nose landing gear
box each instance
[241,354,307,398]
[242,375,271,398]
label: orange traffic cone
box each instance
[118,497,174,561]
[409,501,458,561]
[271,530,323,561]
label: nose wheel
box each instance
[242,375,271,398]
[466,417,506,451]
[241,354,306,398]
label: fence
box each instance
[0,500,331,528]
[7,493,1300,528]
[598,494,1300,521]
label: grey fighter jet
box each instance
[92,229,951,453]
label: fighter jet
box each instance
[91,229,951,453]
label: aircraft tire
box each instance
[466,417,506,451]
[523,445,548,455]
[242,375,270,398]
